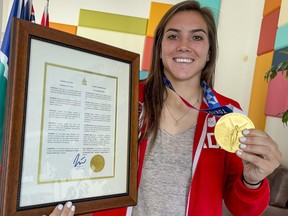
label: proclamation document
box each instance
[39,63,117,183]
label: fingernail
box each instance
[240,143,246,149]
[243,129,249,135]
[236,150,242,157]
[239,137,247,142]
[71,205,76,212]
[67,201,72,208]
[57,204,63,210]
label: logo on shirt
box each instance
[207,116,216,127]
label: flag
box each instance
[0,0,35,169]
[31,5,35,22]
[21,0,32,20]
[41,0,49,27]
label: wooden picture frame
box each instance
[0,18,139,216]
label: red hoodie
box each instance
[93,82,269,216]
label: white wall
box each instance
[1,0,6,45]
[0,0,2,43]
[2,0,288,166]
[215,0,264,113]
[265,117,288,167]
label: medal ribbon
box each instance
[162,75,235,116]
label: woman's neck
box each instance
[165,80,202,103]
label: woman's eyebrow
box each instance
[165,28,180,33]
[165,28,207,34]
[190,29,207,34]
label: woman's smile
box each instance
[173,58,194,63]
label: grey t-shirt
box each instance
[132,125,196,216]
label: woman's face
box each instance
[161,10,210,84]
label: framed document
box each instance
[0,18,139,216]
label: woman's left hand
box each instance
[43,202,75,216]
[236,128,282,185]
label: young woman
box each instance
[49,1,281,215]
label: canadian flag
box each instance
[41,0,49,27]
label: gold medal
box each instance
[90,155,105,172]
[214,113,255,153]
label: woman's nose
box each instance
[177,39,191,52]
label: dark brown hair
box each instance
[140,0,218,143]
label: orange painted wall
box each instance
[248,52,274,130]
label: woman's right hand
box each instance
[47,201,75,216]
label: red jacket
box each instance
[93,82,269,216]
